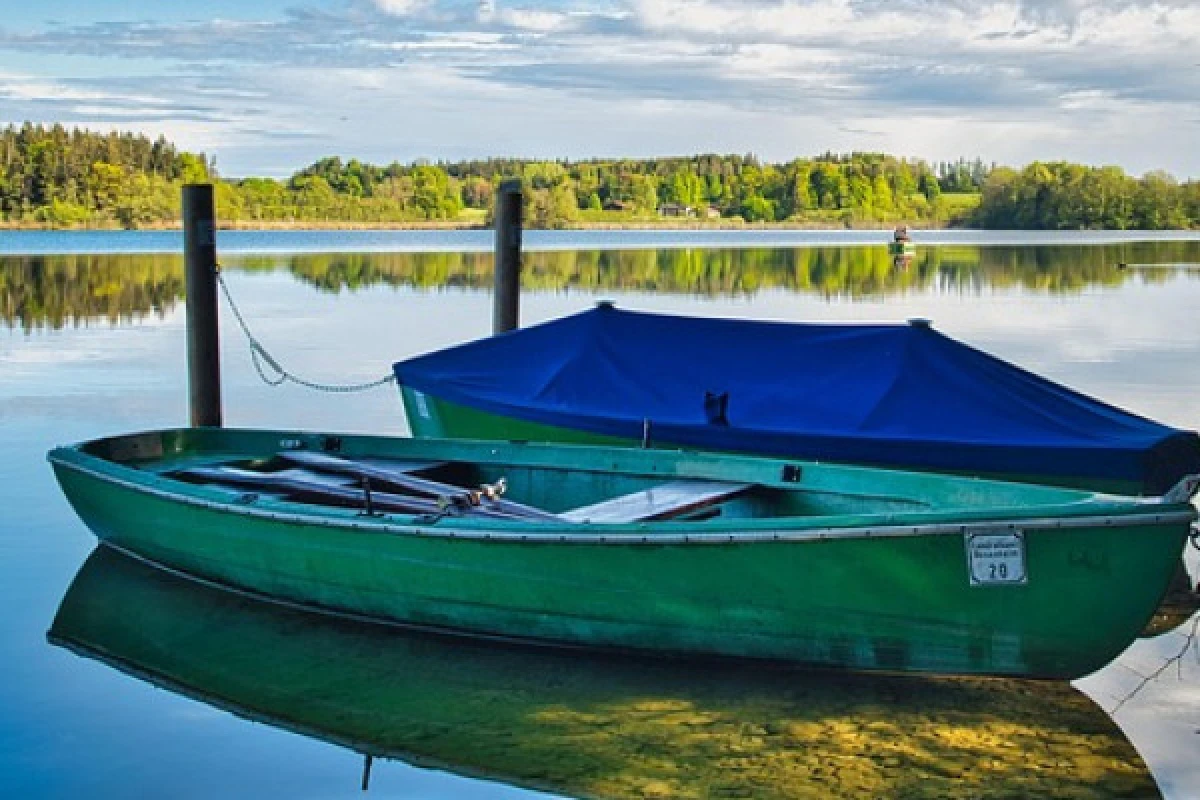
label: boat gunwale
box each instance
[47,446,1198,546]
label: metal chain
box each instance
[215,266,396,393]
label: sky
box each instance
[1,0,1198,178]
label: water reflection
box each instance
[1137,571,1199,639]
[0,253,184,332]
[50,546,1159,799]
[5,240,1199,331]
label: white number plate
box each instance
[965,530,1027,586]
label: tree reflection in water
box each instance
[5,240,1199,332]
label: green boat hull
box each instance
[400,387,1144,494]
[49,427,1195,679]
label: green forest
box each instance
[1,123,1197,230]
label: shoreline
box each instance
[3,219,1198,234]
[0,219,959,233]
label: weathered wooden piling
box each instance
[493,180,523,334]
[183,183,222,427]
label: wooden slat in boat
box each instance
[278,450,560,522]
[560,480,751,524]
[175,461,748,526]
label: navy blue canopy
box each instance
[394,305,1200,493]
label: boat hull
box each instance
[49,435,1193,679]
[403,386,627,445]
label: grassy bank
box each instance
[0,197,982,232]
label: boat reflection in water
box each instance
[49,546,1159,799]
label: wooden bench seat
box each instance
[560,480,751,524]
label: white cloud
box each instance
[629,0,922,40]
[0,0,1197,176]
[372,0,431,15]
[497,8,568,31]
[0,72,148,105]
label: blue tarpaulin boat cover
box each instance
[394,305,1200,493]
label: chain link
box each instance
[216,266,396,393]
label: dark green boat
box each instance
[48,426,1199,679]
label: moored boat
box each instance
[393,305,1200,494]
[48,426,1198,679]
[888,224,917,257]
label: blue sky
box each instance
[2,0,1198,177]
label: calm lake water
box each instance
[2,229,1199,798]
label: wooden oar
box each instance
[277,450,561,521]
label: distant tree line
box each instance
[936,158,992,194]
[221,151,961,228]
[1,123,1197,230]
[971,162,1200,229]
[0,123,212,228]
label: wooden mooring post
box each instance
[183,183,222,427]
[493,180,523,334]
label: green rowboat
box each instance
[48,427,1199,679]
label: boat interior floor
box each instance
[170,451,751,525]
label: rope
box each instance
[215,266,396,393]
